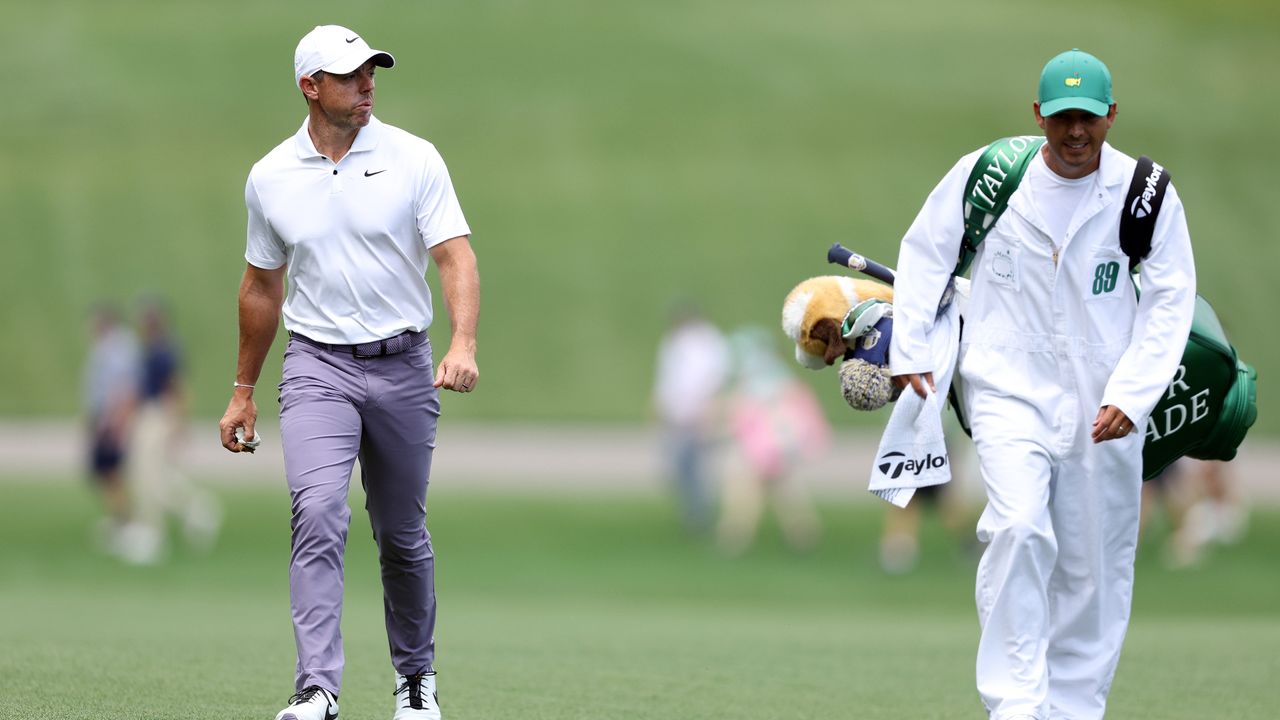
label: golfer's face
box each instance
[315,61,377,129]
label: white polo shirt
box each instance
[244,115,471,344]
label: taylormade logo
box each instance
[1129,162,1165,218]
[969,136,1035,210]
[877,451,948,480]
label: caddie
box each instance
[890,49,1196,719]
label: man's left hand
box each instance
[1092,405,1136,443]
[434,347,479,393]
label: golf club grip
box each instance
[827,243,896,285]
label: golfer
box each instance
[218,24,478,720]
[890,50,1196,719]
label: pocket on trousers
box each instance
[279,340,324,404]
[404,341,435,372]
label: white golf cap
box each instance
[294,25,395,87]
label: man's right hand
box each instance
[892,371,936,399]
[219,388,258,453]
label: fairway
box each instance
[2,480,1277,719]
[5,0,1278,717]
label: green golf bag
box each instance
[1141,294,1257,478]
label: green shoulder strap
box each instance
[956,135,1046,276]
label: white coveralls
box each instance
[891,142,1196,719]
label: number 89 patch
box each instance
[1092,260,1121,295]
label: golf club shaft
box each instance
[827,243,896,285]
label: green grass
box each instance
[1,0,1278,435]
[1,479,1277,718]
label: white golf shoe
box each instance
[275,685,338,720]
[393,671,441,719]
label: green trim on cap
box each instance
[1038,49,1113,116]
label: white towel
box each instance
[869,300,961,508]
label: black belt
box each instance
[290,329,427,358]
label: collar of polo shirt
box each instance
[294,115,385,160]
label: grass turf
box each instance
[1,479,1278,718]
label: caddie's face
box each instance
[1034,104,1117,179]
[308,60,378,130]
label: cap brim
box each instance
[1040,96,1110,117]
[321,50,396,75]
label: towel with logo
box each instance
[869,299,961,508]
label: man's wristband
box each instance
[233,382,256,390]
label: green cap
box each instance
[1038,49,1112,116]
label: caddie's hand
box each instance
[434,346,479,393]
[892,372,936,399]
[219,388,258,453]
[1092,405,1136,444]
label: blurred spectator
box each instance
[1142,458,1247,568]
[82,303,140,557]
[652,302,730,535]
[1140,460,1185,549]
[128,298,221,563]
[877,416,976,573]
[716,327,827,555]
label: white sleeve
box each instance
[889,152,979,375]
[1101,183,1197,424]
[416,145,472,250]
[244,174,286,269]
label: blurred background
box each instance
[2,1,1277,718]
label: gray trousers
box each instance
[279,336,440,695]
